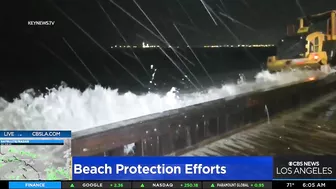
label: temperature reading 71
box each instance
[287,183,295,187]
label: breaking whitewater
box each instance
[0,69,333,132]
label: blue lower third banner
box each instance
[72,156,273,180]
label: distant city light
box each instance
[142,42,149,48]
[110,42,275,49]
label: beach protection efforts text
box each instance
[73,164,227,175]
[72,157,273,180]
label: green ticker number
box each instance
[111,183,124,188]
[184,183,199,188]
[252,183,265,188]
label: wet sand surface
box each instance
[182,92,336,156]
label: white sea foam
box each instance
[0,70,329,132]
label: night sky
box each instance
[2,0,336,99]
[8,0,336,47]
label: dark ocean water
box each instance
[1,47,275,101]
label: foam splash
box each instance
[0,70,329,132]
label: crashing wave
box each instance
[0,69,328,132]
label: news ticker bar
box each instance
[0,140,64,145]
[4,180,336,189]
